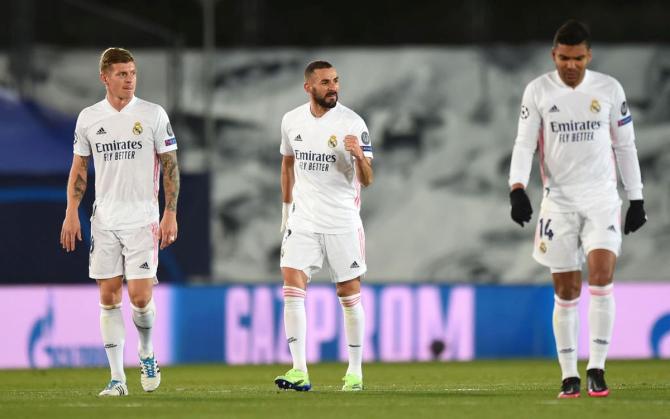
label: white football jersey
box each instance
[280,102,373,233]
[73,96,177,230]
[509,70,643,212]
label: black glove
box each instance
[624,200,647,234]
[510,188,533,227]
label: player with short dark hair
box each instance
[60,47,180,396]
[275,61,373,392]
[508,20,646,398]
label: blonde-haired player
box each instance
[60,47,180,396]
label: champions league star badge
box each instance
[590,99,601,113]
[621,101,628,116]
[133,121,143,135]
[361,131,370,145]
[328,135,337,148]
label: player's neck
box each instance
[106,94,134,112]
[559,71,587,89]
[309,102,332,118]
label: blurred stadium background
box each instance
[1,0,670,370]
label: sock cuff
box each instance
[554,295,579,308]
[131,298,156,313]
[339,293,361,307]
[588,284,614,296]
[100,302,122,310]
[283,286,306,299]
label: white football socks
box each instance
[587,284,615,370]
[339,293,364,378]
[553,295,580,380]
[100,303,126,383]
[131,298,156,359]
[283,286,307,372]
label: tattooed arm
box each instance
[159,151,180,249]
[60,155,89,252]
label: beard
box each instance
[314,91,338,109]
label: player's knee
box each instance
[282,268,307,289]
[336,277,360,297]
[589,269,613,286]
[129,295,151,309]
[554,282,581,300]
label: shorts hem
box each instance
[332,268,366,283]
[90,272,124,280]
[584,244,620,257]
[125,273,158,281]
[550,266,582,274]
[280,263,315,282]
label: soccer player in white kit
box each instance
[508,21,647,399]
[274,61,373,392]
[60,48,180,396]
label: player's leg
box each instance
[532,209,583,398]
[582,204,621,397]
[326,227,366,391]
[281,267,309,374]
[584,250,615,397]
[552,269,582,398]
[335,277,364,391]
[276,229,323,391]
[123,223,161,392]
[90,223,128,396]
[98,276,127,396]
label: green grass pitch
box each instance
[1,360,668,419]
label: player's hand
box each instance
[344,135,364,160]
[510,188,533,227]
[281,202,291,233]
[624,199,647,235]
[159,211,178,250]
[60,211,82,252]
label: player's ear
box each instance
[303,81,310,94]
[99,72,107,86]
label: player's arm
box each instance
[280,155,295,232]
[610,81,646,234]
[344,135,373,187]
[159,150,180,249]
[60,154,89,252]
[508,83,541,226]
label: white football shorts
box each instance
[532,203,622,272]
[280,227,367,283]
[89,221,160,281]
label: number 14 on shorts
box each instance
[539,218,554,240]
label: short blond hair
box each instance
[99,47,135,73]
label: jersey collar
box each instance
[307,101,340,120]
[555,69,591,90]
[103,95,138,113]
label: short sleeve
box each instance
[73,113,91,156]
[154,106,178,154]
[279,114,294,156]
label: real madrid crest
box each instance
[133,121,143,135]
[590,99,601,113]
[539,241,547,254]
[328,135,337,148]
